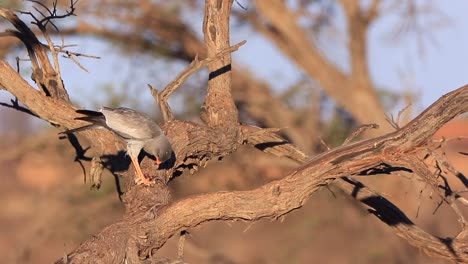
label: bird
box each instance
[64,107,173,185]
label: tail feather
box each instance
[74,109,107,126]
[76,109,103,117]
[59,109,108,135]
[75,115,106,125]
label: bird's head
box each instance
[145,136,173,165]
[155,145,173,164]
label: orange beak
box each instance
[156,156,162,165]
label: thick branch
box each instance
[0,60,75,125]
[200,0,239,127]
[338,177,468,262]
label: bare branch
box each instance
[241,125,308,163]
[0,97,39,117]
[200,0,239,127]
[343,123,379,145]
[0,7,70,100]
[338,176,466,262]
[26,0,78,26]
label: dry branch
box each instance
[337,177,468,262]
[0,7,70,101]
[200,0,239,128]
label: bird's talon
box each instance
[135,175,155,186]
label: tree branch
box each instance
[338,177,468,263]
[200,0,239,128]
[58,86,468,262]
[0,7,69,101]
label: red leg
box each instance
[129,155,154,185]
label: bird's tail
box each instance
[76,109,103,117]
[74,109,106,126]
[59,109,106,134]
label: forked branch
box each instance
[149,40,246,122]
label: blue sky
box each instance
[232,1,468,114]
[367,1,468,110]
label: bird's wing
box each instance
[101,107,163,140]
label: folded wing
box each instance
[100,107,162,140]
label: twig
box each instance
[384,103,411,130]
[58,48,100,59]
[1,6,70,100]
[241,125,308,162]
[319,137,330,151]
[385,113,399,130]
[56,44,100,73]
[177,230,187,260]
[342,123,379,145]
[430,145,468,189]
[397,102,412,126]
[0,98,39,117]
[26,0,78,26]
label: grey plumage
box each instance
[66,107,173,185]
